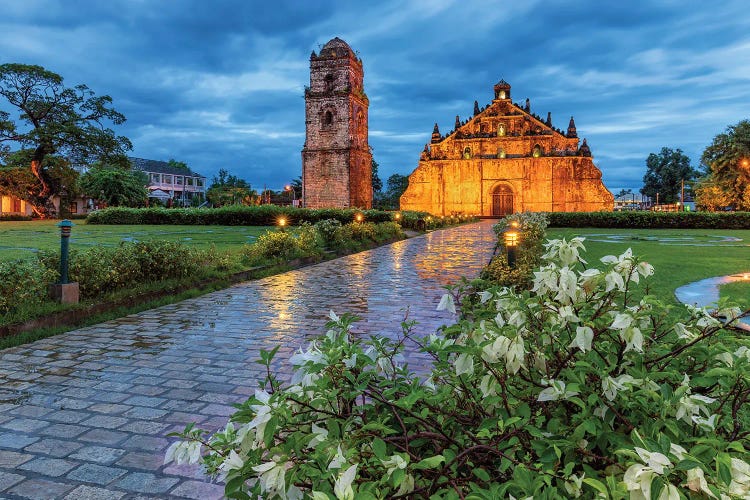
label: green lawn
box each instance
[0,220,271,263]
[546,227,750,304]
[719,280,750,309]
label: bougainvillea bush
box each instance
[166,238,750,499]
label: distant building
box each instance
[400,80,613,216]
[0,195,31,216]
[301,37,372,209]
[613,192,646,211]
[130,157,207,204]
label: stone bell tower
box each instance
[302,37,372,209]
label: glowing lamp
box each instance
[278,217,287,227]
[504,230,520,247]
[355,214,363,222]
[394,212,401,220]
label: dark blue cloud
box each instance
[2,0,749,193]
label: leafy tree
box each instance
[616,188,633,198]
[207,168,257,206]
[371,158,383,193]
[0,64,132,217]
[640,147,698,204]
[79,165,148,207]
[377,173,410,209]
[289,176,302,200]
[167,159,190,172]
[697,120,750,211]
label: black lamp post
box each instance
[503,222,520,268]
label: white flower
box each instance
[657,483,680,500]
[686,467,716,498]
[558,305,580,324]
[505,336,525,374]
[601,374,636,401]
[329,445,346,470]
[308,423,328,448]
[691,414,717,431]
[636,261,654,277]
[334,464,357,500]
[635,447,672,475]
[729,458,750,497]
[311,492,330,500]
[478,290,493,303]
[620,327,644,353]
[604,270,625,292]
[555,267,579,304]
[610,313,633,330]
[482,336,511,364]
[163,440,202,465]
[537,379,578,402]
[251,458,287,496]
[479,374,497,397]
[218,450,245,481]
[437,293,456,314]
[564,473,584,498]
[454,353,474,376]
[381,454,408,476]
[329,310,340,322]
[669,443,687,461]
[674,322,697,340]
[623,464,656,499]
[570,326,593,353]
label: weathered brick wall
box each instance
[302,38,372,209]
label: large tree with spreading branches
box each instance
[0,63,132,217]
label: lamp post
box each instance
[503,222,520,268]
[284,185,296,206]
[49,220,79,304]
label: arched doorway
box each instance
[491,184,514,216]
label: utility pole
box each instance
[681,179,685,211]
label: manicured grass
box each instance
[0,220,271,262]
[546,227,750,304]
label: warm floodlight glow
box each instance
[278,217,287,227]
[394,212,401,220]
[355,214,363,222]
[504,230,520,247]
[510,220,519,228]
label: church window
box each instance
[497,123,506,137]
[497,148,506,158]
[463,147,472,159]
[532,144,543,158]
[324,74,334,92]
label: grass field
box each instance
[0,220,271,262]
[546,227,750,304]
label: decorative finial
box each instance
[473,100,480,116]
[431,123,441,143]
[524,98,530,112]
[455,115,461,129]
[567,116,578,138]
[546,112,552,127]
[579,138,591,157]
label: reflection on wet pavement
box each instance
[0,221,497,498]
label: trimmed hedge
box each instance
[85,206,475,230]
[0,214,32,221]
[548,211,750,229]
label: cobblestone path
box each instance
[0,221,496,499]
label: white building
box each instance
[130,157,207,205]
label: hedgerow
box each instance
[85,206,477,230]
[0,261,55,315]
[166,233,750,499]
[548,211,750,229]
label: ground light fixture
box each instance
[278,217,287,228]
[355,213,363,223]
[503,222,520,268]
[394,212,401,221]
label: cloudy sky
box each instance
[2,0,749,193]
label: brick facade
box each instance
[401,80,613,216]
[302,38,372,209]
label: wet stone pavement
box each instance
[0,221,497,499]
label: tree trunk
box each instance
[29,157,56,218]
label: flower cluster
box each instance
[166,234,750,499]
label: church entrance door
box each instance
[491,185,514,216]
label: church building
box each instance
[400,80,613,216]
[301,38,372,209]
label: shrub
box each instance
[548,210,750,229]
[481,212,549,288]
[39,241,202,298]
[0,214,33,221]
[167,238,750,499]
[242,230,307,265]
[0,260,55,315]
[314,219,343,246]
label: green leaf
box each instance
[372,438,387,460]
[473,468,491,482]
[414,455,445,470]
[582,477,609,496]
